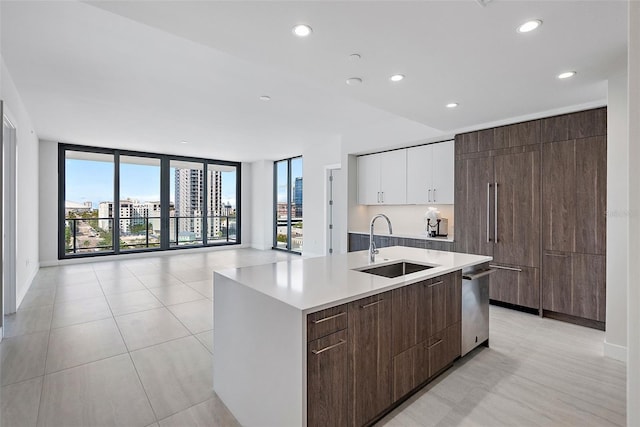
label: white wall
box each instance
[1,58,40,308]
[300,137,341,258]
[627,1,640,424]
[250,159,273,250]
[605,69,629,361]
[358,205,455,238]
[39,140,58,265]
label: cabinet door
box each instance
[357,154,381,205]
[493,149,540,268]
[575,136,606,255]
[572,253,606,321]
[391,283,419,356]
[428,271,461,337]
[431,141,455,204]
[542,251,572,314]
[379,149,407,204]
[406,145,432,204]
[542,140,576,253]
[490,265,539,309]
[428,322,460,378]
[454,155,494,256]
[308,330,349,427]
[348,292,392,426]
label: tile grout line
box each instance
[98,263,162,424]
[33,284,56,427]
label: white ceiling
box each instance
[0,1,627,161]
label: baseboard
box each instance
[41,244,252,266]
[604,340,627,362]
[17,263,41,310]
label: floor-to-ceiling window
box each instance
[59,144,240,259]
[274,156,302,253]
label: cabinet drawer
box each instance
[307,330,349,427]
[428,322,460,378]
[307,304,348,342]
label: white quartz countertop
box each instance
[214,246,491,313]
[349,230,454,243]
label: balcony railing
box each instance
[65,214,237,254]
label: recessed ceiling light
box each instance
[346,77,363,86]
[259,95,271,101]
[292,24,312,37]
[349,53,361,61]
[180,141,188,144]
[390,74,405,82]
[517,19,542,33]
[557,71,576,79]
[446,103,459,108]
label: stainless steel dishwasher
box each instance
[461,263,495,356]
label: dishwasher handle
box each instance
[462,268,496,281]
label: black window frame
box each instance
[58,143,241,259]
[273,156,302,254]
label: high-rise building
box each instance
[174,168,222,239]
[293,177,303,218]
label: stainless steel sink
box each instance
[356,261,434,278]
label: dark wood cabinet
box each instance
[455,107,606,322]
[454,154,494,257]
[455,144,540,309]
[429,322,461,377]
[489,264,540,309]
[307,330,349,427]
[542,136,606,255]
[348,292,392,426]
[390,272,461,403]
[493,149,540,269]
[541,118,606,326]
[542,251,605,322]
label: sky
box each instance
[65,158,238,209]
[276,158,303,203]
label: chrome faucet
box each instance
[369,214,393,262]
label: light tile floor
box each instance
[1,248,292,427]
[1,248,627,426]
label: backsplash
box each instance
[353,204,455,238]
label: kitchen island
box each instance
[213,246,492,427]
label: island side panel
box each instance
[213,272,305,427]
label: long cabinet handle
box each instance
[428,189,432,202]
[489,264,522,272]
[494,182,499,243]
[311,339,346,355]
[427,280,444,288]
[361,299,384,309]
[486,183,492,243]
[312,312,346,324]
[377,192,380,203]
[381,192,384,203]
[433,188,437,202]
[544,253,571,258]
[428,338,443,348]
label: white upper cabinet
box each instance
[406,141,455,204]
[357,150,407,205]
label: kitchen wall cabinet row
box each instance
[454,107,606,327]
[348,232,454,253]
[357,140,454,205]
[307,271,461,427]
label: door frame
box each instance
[324,164,341,256]
[3,108,17,318]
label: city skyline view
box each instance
[65,158,238,209]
